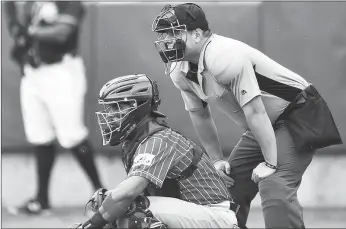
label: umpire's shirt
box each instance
[170,34,310,129]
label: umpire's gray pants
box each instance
[147,196,238,228]
[229,123,315,228]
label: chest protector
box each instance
[122,118,203,199]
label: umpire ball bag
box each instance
[277,85,343,153]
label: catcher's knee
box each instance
[117,195,167,229]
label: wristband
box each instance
[265,162,277,169]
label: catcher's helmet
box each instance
[152,3,209,74]
[96,74,165,146]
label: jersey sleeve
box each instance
[180,90,207,112]
[169,61,207,112]
[128,136,180,188]
[56,1,84,25]
[209,52,261,108]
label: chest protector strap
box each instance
[122,116,168,173]
[145,138,204,199]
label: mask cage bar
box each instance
[96,99,137,145]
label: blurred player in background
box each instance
[71,74,239,229]
[152,3,342,229]
[4,1,103,215]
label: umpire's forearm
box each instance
[243,97,277,166]
[248,112,277,165]
[189,106,224,162]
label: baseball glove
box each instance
[85,188,109,214]
[70,188,116,229]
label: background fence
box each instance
[2,1,346,211]
[2,2,346,155]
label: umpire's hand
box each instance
[213,160,234,187]
[251,162,276,183]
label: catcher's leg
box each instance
[146,196,238,228]
[116,195,167,229]
[86,192,166,229]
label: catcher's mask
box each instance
[152,3,209,74]
[96,74,165,146]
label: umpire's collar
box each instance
[178,34,214,75]
[197,33,214,74]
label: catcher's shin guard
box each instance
[117,195,167,229]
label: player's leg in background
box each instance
[46,55,103,190]
[9,65,57,215]
[141,196,238,228]
[228,131,263,229]
[258,123,315,228]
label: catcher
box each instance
[71,74,239,229]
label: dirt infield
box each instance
[2,206,346,228]
[2,152,346,228]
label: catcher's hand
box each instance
[85,188,109,213]
[213,160,234,187]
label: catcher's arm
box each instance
[79,176,150,229]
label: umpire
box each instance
[4,2,103,215]
[151,3,343,228]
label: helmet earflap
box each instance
[150,79,160,109]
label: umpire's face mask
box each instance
[152,7,187,75]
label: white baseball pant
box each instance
[20,54,88,148]
[147,197,238,228]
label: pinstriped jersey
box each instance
[128,128,231,205]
